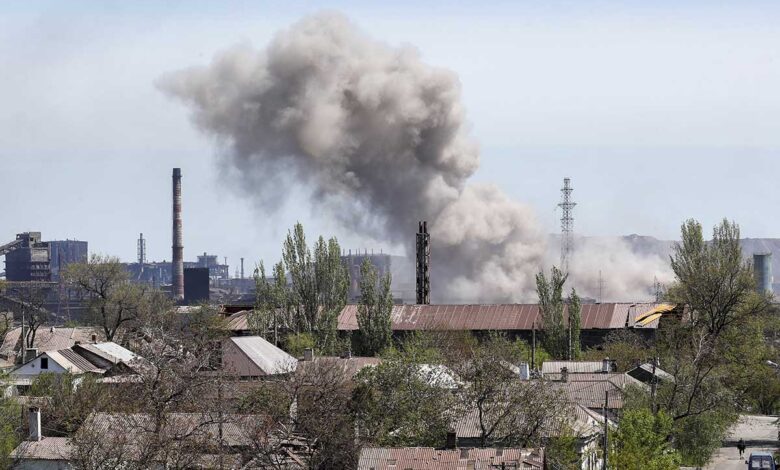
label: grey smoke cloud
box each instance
[160,12,669,302]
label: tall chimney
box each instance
[29,407,41,441]
[416,221,431,304]
[172,168,184,301]
[240,257,245,280]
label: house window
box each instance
[40,358,48,370]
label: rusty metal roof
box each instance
[338,303,665,332]
[357,447,544,469]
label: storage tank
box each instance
[753,253,773,295]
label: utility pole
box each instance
[603,391,609,470]
[651,357,659,414]
[531,321,537,371]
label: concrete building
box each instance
[3,233,51,282]
[48,240,88,281]
[1,233,88,282]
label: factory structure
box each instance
[2,173,778,312]
[0,232,87,282]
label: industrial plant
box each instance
[2,6,778,468]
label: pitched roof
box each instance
[541,361,609,375]
[452,401,604,441]
[296,356,381,378]
[338,303,666,332]
[0,326,103,359]
[47,349,104,374]
[229,336,297,375]
[627,363,674,383]
[357,447,544,470]
[10,437,73,461]
[84,412,260,447]
[75,342,137,364]
[555,379,627,410]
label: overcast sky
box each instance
[2,1,779,271]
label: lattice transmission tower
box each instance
[558,177,576,274]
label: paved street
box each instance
[706,446,775,470]
[704,415,778,469]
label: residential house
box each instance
[222,336,297,377]
[357,447,544,470]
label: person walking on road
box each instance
[737,438,746,458]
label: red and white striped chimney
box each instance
[172,168,184,301]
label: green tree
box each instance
[655,219,769,465]
[0,382,21,470]
[536,267,567,359]
[284,332,316,357]
[356,258,393,356]
[64,254,169,341]
[353,342,454,447]
[448,334,568,447]
[536,267,581,359]
[610,409,681,470]
[568,288,581,359]
[263,223,349,354]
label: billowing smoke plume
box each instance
[160,13,669,302]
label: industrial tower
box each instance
[416,221,431,304]
[558,177,576,274]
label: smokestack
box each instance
[28,407,41,441]
[172,168,184,301]
[240,257,245,279]
[416,221,430,304]
[754,253,773,295]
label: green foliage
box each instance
[356,258,393,356]
[29,373,110,435]
[256,223,349,354]
[568,288,581,359]
[651,218,769,463]
[353,345,454,447]
[672,411,734,467]
[536,267,567,358]
[284,332,316,358]
[448,333,568,448]
[610,409,681,470]
[545,427,581,470]
[536,267,581,359]
[582,329,650,372]
[64,254,171,340]
[0,386,21,470]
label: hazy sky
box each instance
[2,1,779,272]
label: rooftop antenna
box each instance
[558,177,576,274]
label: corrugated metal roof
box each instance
[357,447,544,470]
[77,342,137,364]
[338,303,666,332]
[452,401,601,441]
[555,380,626,410]
[541,361,606,375]
[84,412,259,447]
[0,326,103,359]
[10,437,72,460]
[48,349,104,374]
[296,356,381,378]
[230,336,297,375]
